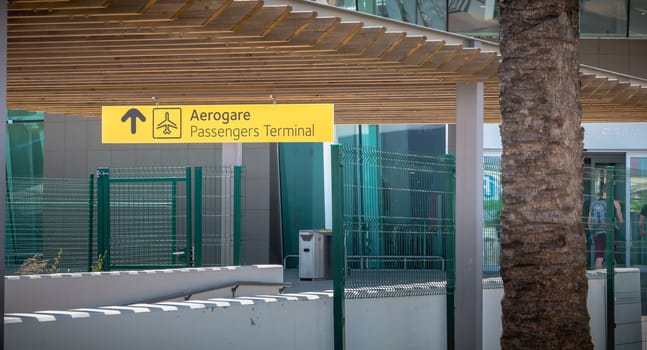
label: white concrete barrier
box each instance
[5,265,285,313]
[4,268,639,350]
[6,293,334,350]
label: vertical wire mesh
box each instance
[583,165,626,270]
[106,166,189,269]
[629,164,647,267]
[483,156,502,277]
[340,145,455,298]
[626,161,647,348]
[200,166,241,266]
[480,160,617,276]
[5,177,94,274]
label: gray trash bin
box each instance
[298,229,332,280]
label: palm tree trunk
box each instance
[498,0,593,348]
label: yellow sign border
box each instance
[102,104,334,144]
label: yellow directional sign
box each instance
[102,104,334,144]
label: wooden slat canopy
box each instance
[6,0,647,123]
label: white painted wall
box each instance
[346,295,447,350]
[588,277,607,349]
[4,269,639,350]
[480,274,609,350]
[484,123,647,152]
[483,287,503,350]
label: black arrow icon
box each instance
[121,108,146,134]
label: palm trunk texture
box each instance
[498,0,593,348]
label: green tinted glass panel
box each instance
[448,0,500,36]
[581,0,628,37]
[279,143,326,267]
[7,110,45,178]
[630,156,647,266]
[629,0,647,37]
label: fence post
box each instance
[605,166,615,350]
[194,167,203,267]
[96,168,110,271]
[185,166,193,266]
[171,181,178,265]
[87,173,95,272]
[331,144,346,350]
[445,154,456,350]
[233,165,242,265]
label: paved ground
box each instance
[282,268,332,293]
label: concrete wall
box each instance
[346,294,447,350]
[241,144,272,264]
[43,114,226,178]
[43,114,273,265]
[5,269,639,350]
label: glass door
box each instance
[584,153,627,267]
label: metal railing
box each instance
[96,166,192,270]
[5,165,243,274]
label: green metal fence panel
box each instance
[582,165,625,271]
[483,156,501,277]
[6,164,244,274]
[445,154,456,350]
[198,165,242,267]
[339,145,455,298]
[98,166,191,270]
[185,166,193,265]
[87,174,95,271]
[5,176,94,274]
[603,167,616,350]
[194,167,203,267]
[96,168,110,269]
[480,162,626,273]
[233,165,242,266]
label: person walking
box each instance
[639,203,647,237]
[588,184,624,269]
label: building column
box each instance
[1,1,7,345]
[455,82,484,349]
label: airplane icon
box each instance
[152,108,181,139]
[156,112,178,135]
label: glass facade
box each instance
[319,0,448,31]
[315,0,647,38]
[337,124,447,156]
[629,0,647,36]
[278,124,447,267]
[336,125,451,277]
[483,155,501,274]
[279,143,326,267]
[581,0,628,37]
[448,0,500,37]
[630,155,647,265]
[6,110,45,179]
